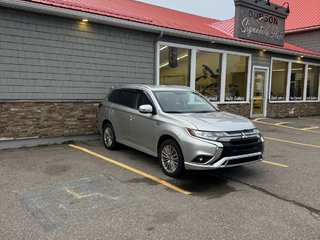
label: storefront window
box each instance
[159,45,190,86]
[271,61,288,101]
[306,65,319,101]
[225,54,248,101]
[195,51,221,101]
[290,63,305,101]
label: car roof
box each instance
[112,84,192,92]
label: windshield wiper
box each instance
[165,111,184,113]
[193,110,215,113]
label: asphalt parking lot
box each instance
[0,116,320,240]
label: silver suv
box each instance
[98,85,264,177]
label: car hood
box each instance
[171,111,255,131]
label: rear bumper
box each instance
[184,152,263,170]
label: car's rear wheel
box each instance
[103,123,117,150]
[159,139,184,178]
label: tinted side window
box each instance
[108,89,120,103]
[108,89,137,108]
[136,91,152,108]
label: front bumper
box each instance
[181,132,264,170]
[184,152,263,170]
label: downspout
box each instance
[154,31,164,85]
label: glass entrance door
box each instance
[251,68,267,117]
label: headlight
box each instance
[252,128,262,138]
[187,129,227,141]
[252,128,260,134]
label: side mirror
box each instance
[138,104,153,114]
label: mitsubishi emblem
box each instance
[241,132,248,139]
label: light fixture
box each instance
[160,53,189,68]
[82,18,88,22]
[160,46,168,51]
[255,0,270,5]
[275,2,290,13]
[262,49,266,52]
[300,55,304,58]
[160,62,169,68]
[177,54,189,60]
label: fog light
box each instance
[192,155,213,163]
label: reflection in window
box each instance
[306,66,319,100]
[159,45,190,86]
[290,63,305,101]
[225,55,248,101]
[195,51,221,101]
[271,61,288,101]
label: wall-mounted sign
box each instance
[234,0,289,46]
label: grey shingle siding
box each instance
[0,7,157,100]
[286,30,320,53]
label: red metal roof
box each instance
[271,0,320,33]
[29,0,225,37]
[24,0,320,57]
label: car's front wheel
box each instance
[103,123,117,150]
[159,139,184,178]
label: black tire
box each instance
[102,123,118,150]
[158,139,184,178]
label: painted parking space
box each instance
[69,144,192,195]
[68,143,291,198]
[253,118,320,133]
[2,130,320,238]
[264,136,320,149]
[16,175,144,231]
[261,160,288,168]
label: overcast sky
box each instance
[137,0,235,20]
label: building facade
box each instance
[286,30,320,53]
[272,0,320,53]
[0,0,319,148]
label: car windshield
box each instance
[153,90,217,113]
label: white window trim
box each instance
[286,62,292,102]
[270,57,320,103]
[220,53,227,102]
[156,41,252,104]
[190,49,197,90]
[155,42,160,86]
[318,70,320,101]
[251,66,269,118]
[307,64,320,102]
[303,64,308,101]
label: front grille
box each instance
[220,139,263,158]
[226,155,261,166]
[229,138,259,145]
[210,136,263,165]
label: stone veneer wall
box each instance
[1,101,319,140]
[267,102,320,118]
[217,103,251,118]
[0,102,99,140]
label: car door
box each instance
[109,89,137,144]
[128,90,156,154]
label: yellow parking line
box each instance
[255,120,320,134]
[261,160,288,168]
[253,118,264,122]
[265,137,320,149]
[301,126,319,131]
[68,144,192,195]
[275,122,291,125]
